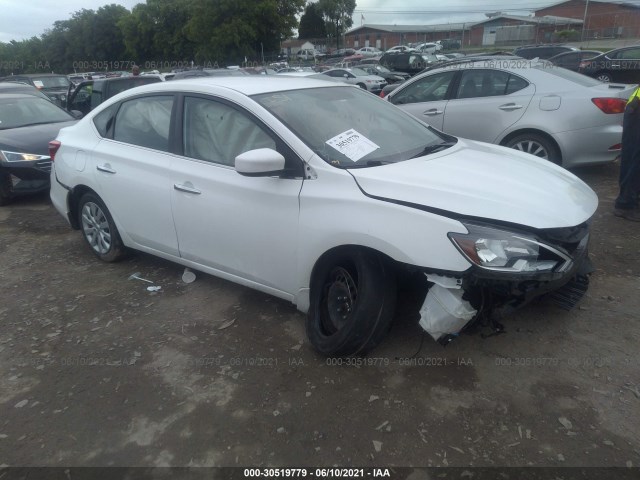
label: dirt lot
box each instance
[0,161,639,471]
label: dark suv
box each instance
[379,52,441,76]
[0,74,70,107]
[66,75,163,116]
[577,45,640,83]
[513,44,579,60]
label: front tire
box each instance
[306,250,396,357]
[78,193,127,262]
[504,133,561,165]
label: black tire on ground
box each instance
[78,192,127,262]
[504,133,561,165]
[357,83,367,89]
[306,250,396,357]
[0,169,12,206]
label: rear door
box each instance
[93,94,179,255]
[388,70,456,130]
[442,69,535,142]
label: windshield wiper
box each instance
[345,159,395,169]
[411,141,456,158]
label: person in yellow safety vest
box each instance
[614,85,640,221]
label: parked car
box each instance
[415,42,442,54]
[50,77,597,355]
[440,39,461,50]
[379,51,441,76]
[355,47,383,57]
[577,45,640,83]
[386,45,417,53]
[548,50,602,72]
[0,93,77,205]
[320,68,386,93]
[66,75,163,116]
[296,49,326,61]
[358,64,409,84]
[0,82,52,102]
[385,57,635,167]
[0,74,71,107]
[513,44,579,60]
[326,48,356,58]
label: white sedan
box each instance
[320,67,386,93]
[355,47,383,57]
[50,77,597,356]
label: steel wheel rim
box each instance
[322,266,358,334]
[81,202,112,254]
[596,74,611,82]
[511,140,549,159]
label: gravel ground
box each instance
[0,161,639,472]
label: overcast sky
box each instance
[0,0,635,43]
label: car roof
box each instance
[6,73,67,78]
[0,93,41,100]
[104,76,347,98]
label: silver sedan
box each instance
[385,57,635,168]
[321,67,387,93]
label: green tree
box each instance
[299,2,327,40]
[186,0,304,64]
[317,0,355,49]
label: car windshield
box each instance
[0,96,72,129]
[253,86,446,168]
[32,76,70,89]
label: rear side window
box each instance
[505,74,529,94]
[92,103,119,137]
[113,95,173,151]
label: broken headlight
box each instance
[448,223,571,273]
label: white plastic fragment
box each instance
[146,286,162,292]
[182,268,196,284]
[425,274,463,289]
[419,284,476,342]
[372,440,382,452]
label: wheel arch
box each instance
[309,245,398,293]
[498,128,563,165]
[67,184,100,230]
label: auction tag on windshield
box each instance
[32,80,44,88]
[326,129,379,162]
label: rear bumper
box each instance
[552,124,622,168]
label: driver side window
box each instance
[391,71,455,105]
[183,96,276,167]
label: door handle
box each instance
[498,103,523,111]
[174,183,201,195]
[96,164,116,174]
[423,108,443,116]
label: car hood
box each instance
[0,120,76,155]
[349,139,598,230]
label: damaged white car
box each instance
[49,77,597,356]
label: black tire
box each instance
[78,192,127,262]
[357,83,367,90]
[504,133,561,165]
[0,169,12,206]
[306,250,396,357]
[595,71,612,83]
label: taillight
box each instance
[48,140,61,162]
[591,97,626,114]
[380,90,387,98]
[578,61,589,69]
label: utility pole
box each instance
[581,0,590,42]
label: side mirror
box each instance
[70,110,84,119]
[343,74,349,78]
[235,148,285,177]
